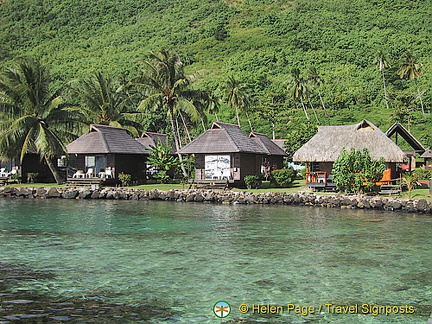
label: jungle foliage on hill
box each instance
[0,0,431,150]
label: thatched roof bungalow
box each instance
[293,120,406,187]
[179,122,267,184]
[249,132,288,169]
[66,124,147,183]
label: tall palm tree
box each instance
[307,67,328,116]
[287,68,310,120]
[398,51,425,116]
[0,58,82,184]
[374,51,391,110]
[257,92,285,140]
[134,50,205,177]
[74,72,141,137]
[225,75,253,131]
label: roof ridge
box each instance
[223,127,242,152]
[97,126,111,153]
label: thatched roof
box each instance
[67,124,146,155]
[293,120,406,163]
[420,147,432,159]
[386,122,425,153]
[135,131,168,154]
[249,132,288,156]
[178,122,267,155]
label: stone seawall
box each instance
[0,186,431,214]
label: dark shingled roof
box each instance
[179,122,267,154]
[135,131,168,154]
[420,147,432,159]
[293,120,406,163]
[385,122,425,153]
[249,132,288,156]
[66,124,146,154]
[271,139,287,151]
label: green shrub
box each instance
[244,175,262,189]
[270,168,296,187]
[413,168,432,180]
[118,172,132,186]
[27,172,38,183]
[333,148,386,194]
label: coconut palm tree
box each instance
[225,75,253,131]
[398,51,425,116]
[307,66,328,116]
[374,51,391,110]
[0,58,82,184]
[134,50,205,177]
[74,72,141,137]
[287,68,310,120]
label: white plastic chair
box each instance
[105,167,113,179]
[86,168,94,178]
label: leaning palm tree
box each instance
[398,51,425,116]
[74,72,141,137]
[225,75,253,131]
[374,51,391,110]
[134,50,205,177]
[287,68,310,120]
[0,58,83,184]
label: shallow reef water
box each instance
[0,199,431,323]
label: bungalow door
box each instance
[205,155,231,180]
[85,155,107,176]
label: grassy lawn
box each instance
[130,183,188,190]
[400,188,432,201]
[232,180,309,194]
[5,183,67,188]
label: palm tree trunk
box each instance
[381,71,390,110]
[309,101,319,124]
[235,106,241,127]
[178,111,192,143]
[169,109,188,177]
[200,118,206,133]
[44,155,63,184]
[300,98,310,120]
[271,121,275,140]
[416,82,425,116]
[244,109,253,132]
[318,90,328,116]
[214,112,219,122]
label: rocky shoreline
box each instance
[1,186,431,214]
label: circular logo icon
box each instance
[213,301,231,318]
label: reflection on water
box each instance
[0,199,431,323]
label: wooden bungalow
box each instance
[293,120,406,190]
[178,122,268,186]
[249,132,288,169]
[66,124,147,184]
[385,122,425,170]
[1,151,61,184]
[420,148,432,170]
[135,131,169,154]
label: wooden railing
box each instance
[306,171,327,184]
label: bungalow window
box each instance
[205,155,231,180]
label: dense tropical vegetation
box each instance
[332,148,386,194]
[0,59,83,183]
[0,0,431,166]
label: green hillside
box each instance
[0,0,431,148]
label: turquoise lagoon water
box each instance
[0,198,431,323]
